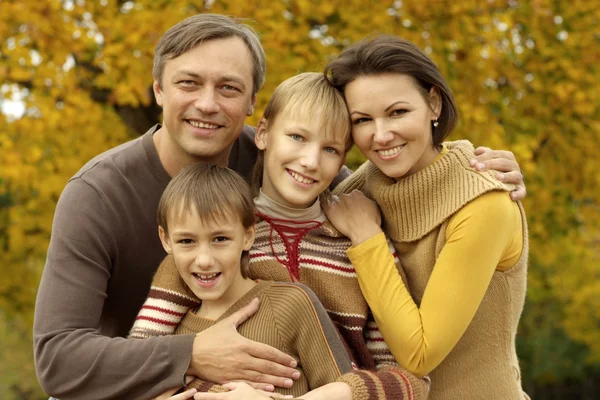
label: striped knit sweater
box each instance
[129,198,429,399]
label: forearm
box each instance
[347,193,517,376]
[35,328,194,399]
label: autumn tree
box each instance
[1,1,598,398]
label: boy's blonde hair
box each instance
[251,72,352,196]
[157,164,255,278]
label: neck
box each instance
[153,126,231,177]
[255,189,326,222]
[196,276,256,320]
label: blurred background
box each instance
[1,0,598,398]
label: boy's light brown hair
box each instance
[157,163,256,278]
[251,72,353,197]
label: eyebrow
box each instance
[173,70,247,90]
[350,100,409,117]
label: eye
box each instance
[222,84,240,92]
[390,109,408,117]
[289,133,304,141]
[178,80,196,86]
[352,117,370,125]
[214,236,229,243]
[178,238,194,244]
[324,147,339,155]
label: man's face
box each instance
[153,36,256,165]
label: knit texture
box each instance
[177,280,353,397]
[130,210,429,399]
[336,140,529,399]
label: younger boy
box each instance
[129,163,353,397]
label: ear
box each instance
[246,94,257,116]
[243,225,256,251]
[255,118,268,150]
[158,226,172,253]
[429,86,442,119]
[153,79,164,107]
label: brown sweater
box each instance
[33,124,352,400]
[137,279,353,397]
[334,140,529,399]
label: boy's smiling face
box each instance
[159,206,255,311]
[255,112,348,209]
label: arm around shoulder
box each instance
[34,178,194,399]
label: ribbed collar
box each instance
[254,189,326,223]
[365,140,513,242]
[179,280,271,330]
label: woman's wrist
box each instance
[350,223,383,246]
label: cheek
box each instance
[351,127,371,151]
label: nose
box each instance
[194,244,214,269]
[193,86,220,114]
[373,119,394,145]
[299,144,320,171]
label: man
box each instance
[34,14,525,400]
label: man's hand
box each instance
[188,298,300,391]
[193,382,293,400]
[470,147,526,201]
[323,190,383,246]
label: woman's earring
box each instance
[433,119,439,128]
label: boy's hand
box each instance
[188,298,300,391]
[193,382,293,400]
[470,147,526,201]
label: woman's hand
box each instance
[470,147,526,201]
[323,190,383,246]
[193,382,293,400]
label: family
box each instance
[33,13,529,400]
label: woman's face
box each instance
[344,73,441,179]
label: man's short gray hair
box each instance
[153,14,266,96]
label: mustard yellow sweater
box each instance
[334,141,529,400]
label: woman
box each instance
[323,35,529,400]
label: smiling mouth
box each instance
[187,120,220,129]
[193,272,221,283]
[288,169,317,185]
[377,144,406,158]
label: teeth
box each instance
[290,171,315,184]
[189,120,219,129]
[194,272,219,280]
[378,145,405,157]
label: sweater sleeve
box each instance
[33,179,195,400]
[269,283,354,389]
[128,255,200,339]
[337,366,430,400]
[346,191,523,377]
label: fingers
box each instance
[473,147,516,161]
[510,185,526,201]
[224,298,260,327]
[244,339,298,369]
[169,388,197,400]
[470,157,520,174]
[496,171,524,186]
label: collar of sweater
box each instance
[254,188,327,223]
[364,140,514,242]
